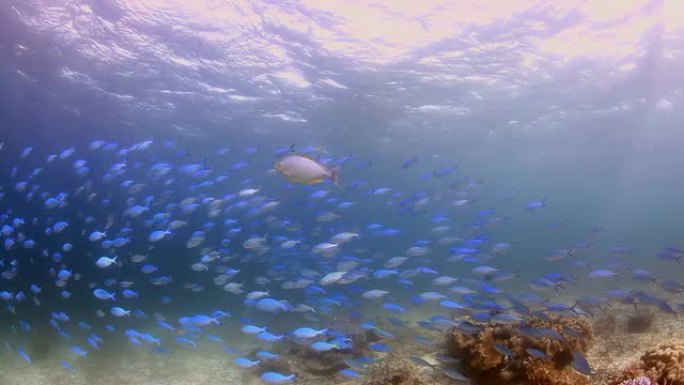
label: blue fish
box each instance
[256,351,280,361]
[260,372,296,384]
[339,368,362,378]
[234,357,260,368]
[61,360,75,372]
[526,348,551,360]
[17,348,31,365]
[572,351,592,375]
[382,303,406,313]
[369,343,392,353]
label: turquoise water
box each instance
[1,1,684,385]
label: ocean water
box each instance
[1,1,684,385]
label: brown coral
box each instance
[641,344,684,385]
[527,313,594,353]
[449,324,508,372]
[609,365,659,385]
[610,343,684,385]
[522,358,590,385]
[444,314,594,385]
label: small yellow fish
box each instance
[275,155,339,185]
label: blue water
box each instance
[1,1,684,385]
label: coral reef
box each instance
[611,343,684,385]
[289,346,352,375]
[617,377,653,385]
[363,355,435,385]
[260,341,354,377]
[522,358,590,385]
[444,314,594,385]
[639,344,684,385]
[626,313,654,334]
[257,328,374,378]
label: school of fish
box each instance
[0,139,682,383]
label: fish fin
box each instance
[303,178,324,185]
[330,167,340,185]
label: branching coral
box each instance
[444,314,594,385]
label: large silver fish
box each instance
[275,155,339,185]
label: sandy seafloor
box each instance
[1,301,680,385]
[0,331,255,385]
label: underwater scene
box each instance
[2,1,684,385]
